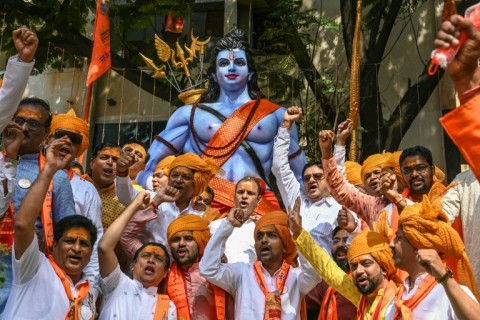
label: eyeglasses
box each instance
[13,117,44,131]
[402,164,430,176]
[333,236,351,245]
[302,173,324,182]
[53,129,83,145]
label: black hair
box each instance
[54,215,97,248]
[302,161,323,178]
[332,226,343,240]
[18,97,53,127]
[71,161,85,175]
[133,242,171,269]
[123,140,150,163]
[205,185,215,201]
[200,29,261,103]
[91,142,121,158]
[235,176,262,196]
[399,146,433,167]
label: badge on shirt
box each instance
[18,178,32,189]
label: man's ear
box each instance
[44,126,51,138]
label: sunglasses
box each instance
[53,129,83,145]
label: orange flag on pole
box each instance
[86,0,111,86]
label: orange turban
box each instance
[382,151,405,187]
[399,196,479,299]
[50,109,89,157]
[361,152,391,183]
[167,214,211,257]
[154,155,176,176]
[254,211,297,266]
[169,153,223,199]
[345,161,363,186]
[347,230,399,284]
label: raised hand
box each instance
[116,150,136,176]
[281,106,302,129]
[318,130,335,159]
[336,119,353,146]
[416,249,448,279]
[132,191,151,211]
[337,207,357,233]
[434,15,480,94]
[288,196,303,238]
[152,185,180,205]
[2,121,24,160]
[226,208,248,228]
[44,138,73,172]
[13,26,38,63]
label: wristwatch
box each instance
[436,267,454,284]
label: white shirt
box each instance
[2,234,99,319]
[71,173,104,282]
[115,175,156,206]
[99,264,176,320]
[0,55,34,216]
[443,169,480,289]
[272,127,358,253]
[384,273,477,319]
[199,219,321,320]
[209,218,256,263]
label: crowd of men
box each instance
[1,12,480,320]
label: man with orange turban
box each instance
[387,196,480,319]
[48,109,103,281]
[119,153,221,259]
[291,197,401,319]
[200,207,320,319]
[166,213,228,320]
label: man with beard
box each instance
[272,107,359,253]
[98,191,176,319]
[385,197,480,319]
[119,153,221,258]
[87,143,130,271]
[167,214,228,320]
[291,196,402,319]
[209,176,262,263]
[47,109,103,282]
[306,227,357,319]
[200,207,320,319]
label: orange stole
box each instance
[39,153,55,256]
[48,256,90,320]
[154,294,171,320]
[201,99,281,168]
[393,274,437,320]
[166,262,225,320]
[356,281,397,320]
[318,287,338,320]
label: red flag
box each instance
[86,0,111,86]
[165,15,184,33]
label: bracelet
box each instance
[393,196,405,205]
[458,84,480,105]
[436,267,454,284]
[150,201,159,210]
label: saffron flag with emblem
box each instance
[86,0,111,86]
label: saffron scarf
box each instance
[393,274,436,320]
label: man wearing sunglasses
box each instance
[46,109,104,282]
[0,97,76,311]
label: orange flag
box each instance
[86,0,111,86]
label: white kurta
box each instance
[200,219,321,320]
[2,234,99,319]
[209,218,256,263]
[99,264,176,320]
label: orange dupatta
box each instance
[356,281,397,320]
[253,259,291,320]
[39,153,55,256]
[166,262,226,320]
[318,287,338,320]
[154,294,171,320]
[48,256,90,320]
[393,274,436,320]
